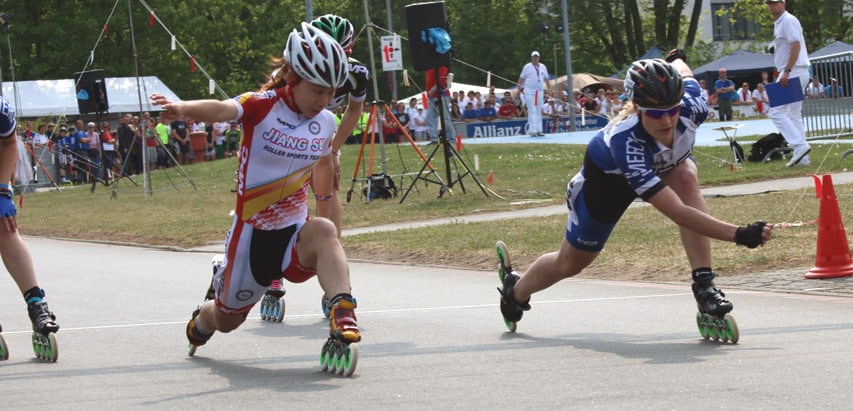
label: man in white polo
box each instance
[517,51,550,136]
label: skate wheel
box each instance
[338,343,358,377]
[32,332,58,362]
[0,333,8,360]
[275,299,285,322]
[320,339,333,371]
[496,241,512,282]
[723,313,739,344]
[188,343,197,357]
[696,313,710,340]
[504,319,517,333]
[259,299,268,320]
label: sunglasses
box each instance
[638,102,682,119]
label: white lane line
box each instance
[0,292,692,334]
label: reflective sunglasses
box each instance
[638,102,682,119]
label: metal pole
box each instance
[386,0,396,101]
[561,0,576,131]
[128,0,149,197]
[363,0,387,175]
[305,0,313,22]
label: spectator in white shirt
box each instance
[735,82,753,105]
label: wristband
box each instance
[784,68,792,72]
[0,183,11,198]
[315,194,333,201]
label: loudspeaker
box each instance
[74,70,109,114]
[405,1,452,71]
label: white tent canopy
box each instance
[398,81,508,109]
[1,76,180,118]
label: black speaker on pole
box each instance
[74,70,109,114]
[405,1,452,71]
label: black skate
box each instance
[692,270,739,343]
[259,280,286,323]
[187,306,214,356]
[320,294,360,377]
[28,301,59,362]
[0,324,8,361]
[496,241,530,332]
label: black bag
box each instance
[364,174,397,199]
[747,133,787,162]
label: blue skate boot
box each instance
[496,241,530,332]
[692,268,739,343]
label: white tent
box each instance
[1,76,180,118]
[398,81,508,109]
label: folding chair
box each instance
[712,124,745,167]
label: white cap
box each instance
[531,51,540,57]
[87,122,96,127]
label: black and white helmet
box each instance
[283,22,348,89]
[623,59,684,108]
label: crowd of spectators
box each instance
[18,113,243,185]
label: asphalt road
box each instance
[2,237,853,410]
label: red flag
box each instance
[149,11,155,27]
[456,134,462,151]
[103,23,109,38]
[190,55,196,72]
[487,170,494,185]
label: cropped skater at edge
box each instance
[0,96,60,361]
[496,52,772,341]
[151,23,361,374]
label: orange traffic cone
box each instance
[805,174,853,279]
[487,170,494,185]
[456,134,462,151]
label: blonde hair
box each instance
[603,100,638,133]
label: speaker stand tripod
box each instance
[399,67,488,203]
[347,100,446,204]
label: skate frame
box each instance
[346,100,445,204]
[399,66,488,203]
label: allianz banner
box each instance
[460,116,609,138]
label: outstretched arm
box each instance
[150,93,238,124]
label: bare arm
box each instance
[648,186,772,245]
[150,93,238,124]
[312,154,335,219]
[332,102,363,152]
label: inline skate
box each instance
[186,306,214,356]
[259,279,285,322]
[496,241,530,332]
[692,268,739,343]
[319,293,360,377]
[28,298,59,362]
[321,294,357,319]
[0,324,8,360]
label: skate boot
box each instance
[0,324,8,361]
[320,293,360,377]
[322,293,357,319]
[692,268,739,343]
[496,241,530,332]
[24,287,59,362]
[186,306,214,356]
[260,279,286,322]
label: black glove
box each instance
[665,49,687,64]
[735,221,766,249]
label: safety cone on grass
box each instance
[805,174,853,279]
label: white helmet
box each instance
[284,22,348,89]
